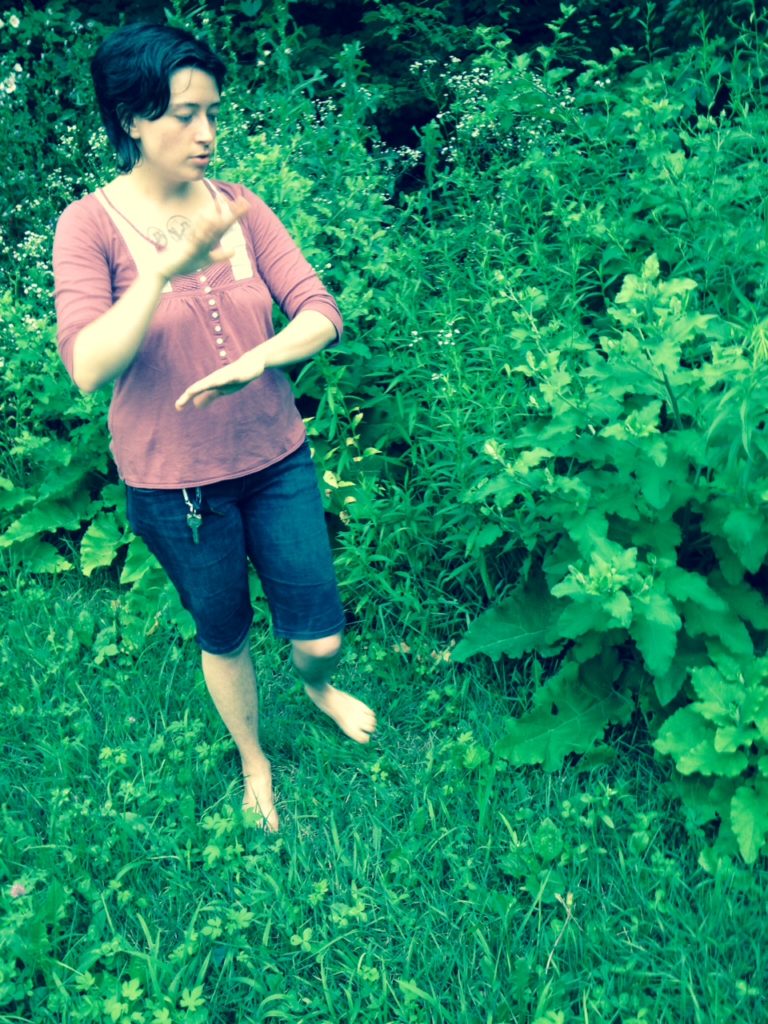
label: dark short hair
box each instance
[91,23,226,173]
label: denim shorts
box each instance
[125,441,346,654]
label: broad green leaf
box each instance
[659,275,697,298]
[722,507,768,573]
[690,666,745,726]
[663,567,727,613]
[453,577,561,663]
[495,663,631,770]
[750,693,768,742]
[556,599,607,639]
[602,590,633,628]
[468,523,504,552]
[652,634,708,706]
[684,603,753,657]
[615,273,641,304]
[655,707,749,777]
[119,536,158,585]
[510,447,553,474]
[0,477,27,514]
[642,253,660,280]
[80,514,125,577]
[99,482,126,511]
[731,785,768,864]
[662,312,713,349]
[469,471,521,509]
[710,534,745,586]
[653,660,689,706]
[634,461,672,510]
[36,464,89,503]
[714,725,756,754]
[674,774,735,828]
[561,510,608,557]
[13,538,72,574]
[630,515,682,558]
[630,591,681,677]
[709,576,768,631]
[0,497,94,547]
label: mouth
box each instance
[190,154,211,165]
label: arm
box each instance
[175,309,337,410]
[72,267,170,392]
[175,188,342,411]
[58,196,251,393]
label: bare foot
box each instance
[304,684,377,743]
[242,756,279,832]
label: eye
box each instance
[176,114,193,124]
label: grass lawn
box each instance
[1,569,765,1023]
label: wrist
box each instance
[247,347,269,377]
[142,265,171,290]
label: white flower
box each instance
[9,14,20,28]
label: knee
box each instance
[291,633,342,665]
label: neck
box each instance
[122,165,200,205]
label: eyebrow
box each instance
[169,101,221,111]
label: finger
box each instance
[208,245,236,264]
[175,389,194,410]
[175,381,212,410]
[175,377,242,410]
[226,196,251,221]
[215,196,250,233]
[193,199,249,252]
[192,390,220,409]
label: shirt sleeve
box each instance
[236,185,343,340]
[52,198,115,379]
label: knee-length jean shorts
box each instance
[125,441,346,654]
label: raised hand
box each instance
[153,195,251,282]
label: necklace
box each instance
[99,179,217,252]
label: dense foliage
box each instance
[5,0,768,854]
[2,2,768,1015]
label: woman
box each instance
[53,22,376,832]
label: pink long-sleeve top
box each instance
[52,180,342,488]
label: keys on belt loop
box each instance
[182,487,203,545]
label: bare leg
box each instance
[201,641,278,831]
[291,635,377,743]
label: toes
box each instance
[305,684,377,743]
[242,773,279,831]
[352,718,377,743]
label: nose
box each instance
[195,112,215,143]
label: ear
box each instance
[117,104,139,138]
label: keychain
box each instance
[182,487,203,545]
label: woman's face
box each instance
[128,67,220,184]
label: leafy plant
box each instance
[454,252,768,863]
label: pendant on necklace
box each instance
[146,227,168,251]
